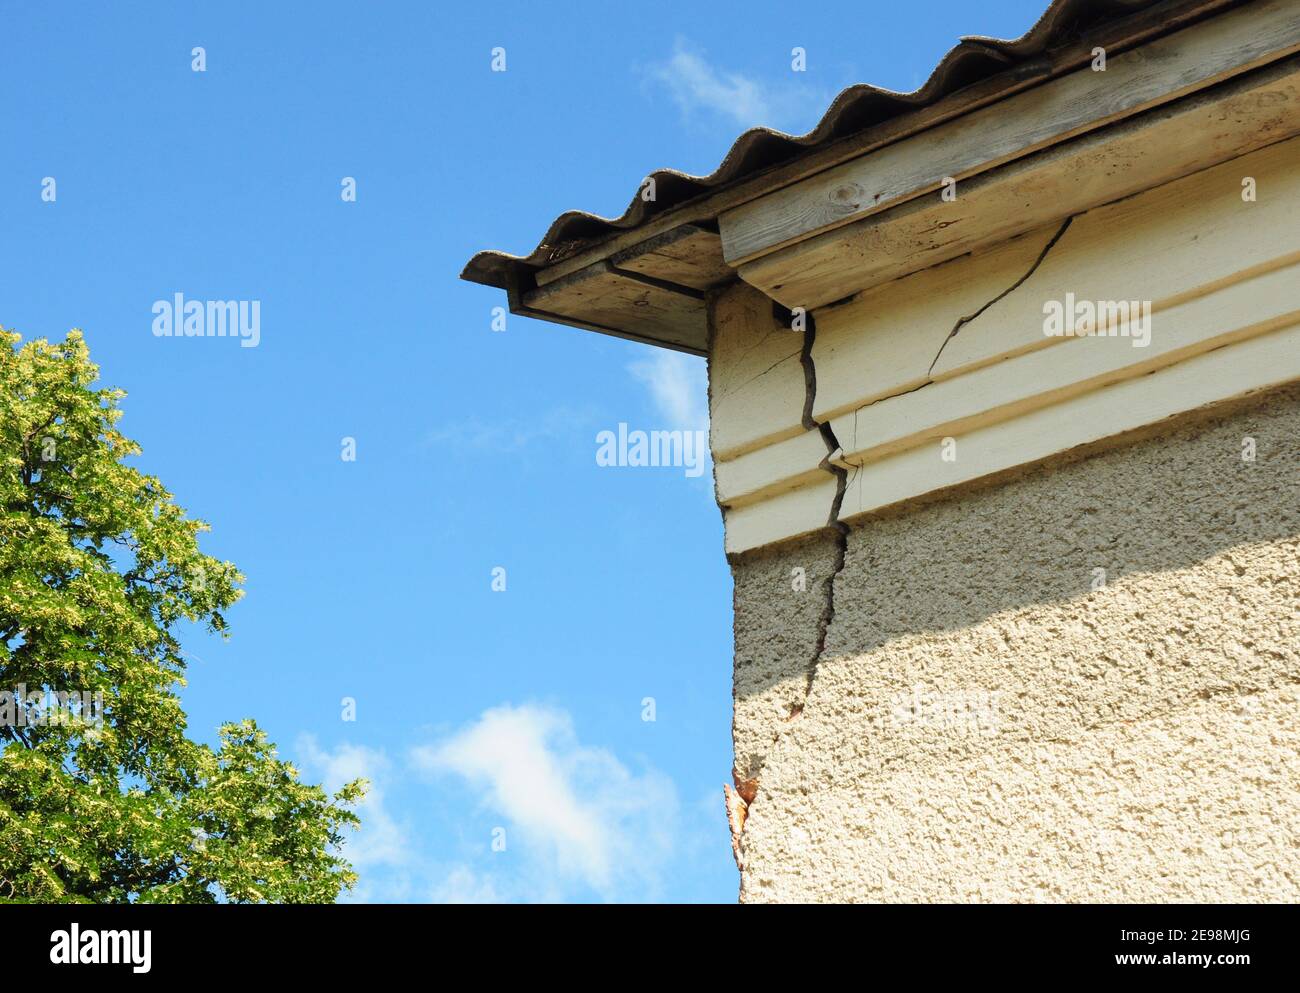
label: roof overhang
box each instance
[462,0,1297,353]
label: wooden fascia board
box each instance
[719,0,1300,268]
[524,0,1239,290]
[741,53,1300,309]
[506,276,709,357]
[514,261,713,355]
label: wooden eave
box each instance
[464,0,1295,354]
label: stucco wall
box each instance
[731,382,1300,902]
[730,530,842,786]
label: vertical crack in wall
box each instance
[731,304,852,875]
[799,311,851,709]
[732,213,1080,879]
[780,215,1077,741]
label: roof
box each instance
[460,0,1214,292]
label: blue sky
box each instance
[1,0,1051,902]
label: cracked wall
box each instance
[710,138,1300,898]
[729,530,841,786]
[730,380,1300,902]
[711,282,852,867]
[926,216,1072,378]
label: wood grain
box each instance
[740,57,1300,309]
[720,0,1300,266]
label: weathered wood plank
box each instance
[530,0,1236,288]
[723,475,840,556]
[810,229,1060,423]
[714,428,829,507]
[537,224,731,291]
[929,134,1300,380]
[520,260,706,352]
[829,259,1300,467]
[721,0,1300,267]
[809,133,1300,424]
[741,57,1300,309]
[609,224,733,291]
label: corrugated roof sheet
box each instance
[461,0,1232,291]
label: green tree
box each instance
[0,329,363,902]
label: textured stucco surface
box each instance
[733,382,1300,902]
[730,530,842,783]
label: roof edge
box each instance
[461,0,1234,291]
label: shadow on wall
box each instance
[730,379,1300,778]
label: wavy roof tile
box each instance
[461,0,1195,291]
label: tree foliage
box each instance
[0,329,362,902]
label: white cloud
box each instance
[645,39,830,132]
[296,735,408,872]
[648,42,771,126]
[298,735,481,904]
[297,705,725,904]
[627,349,708,431]
[429,865,502,904]
[412,703,677,900]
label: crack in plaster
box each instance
[823,214,1082,488]
[740,311,852,804]
[797,310,850,729]
[735,218,1076,848]
[927,215,1074,377]
[721,345,803,399]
